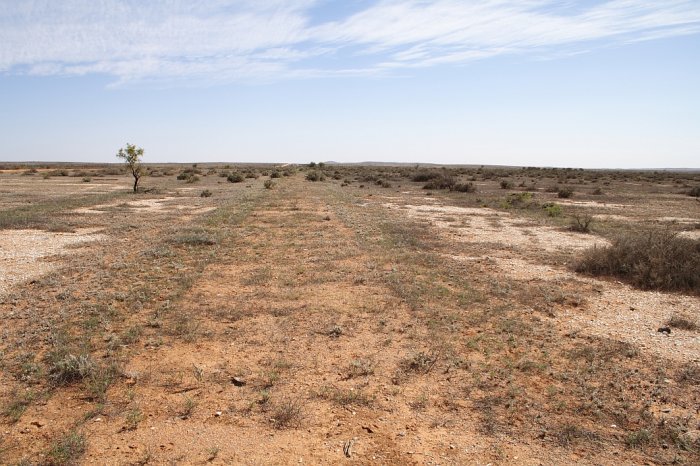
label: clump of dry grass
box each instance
[575,229,700,293]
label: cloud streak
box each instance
[1,0,698,85]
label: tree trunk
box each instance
[133,176,139,192]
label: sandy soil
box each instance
[0,228,104,296]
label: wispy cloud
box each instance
[1,0,698,85]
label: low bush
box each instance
[575,229,700,292]
[423,174,455,190]
[689,186,700,197]
[557,188,574,198]
[227,173,244,183]
[569,214,593,233]
[543,202,562,217]
[453,182,477,193]
[412,171,439,182]
[306,171,325,182]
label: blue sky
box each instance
[1,0,699,168]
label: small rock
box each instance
[231,376,246,387]
[214,411,223,417]
[657,327,671,335]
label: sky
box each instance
[1,0,699,168]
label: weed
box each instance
[200,189,213,197]
[180,396,197,419]
[345,358,375,379]
[399,351,439,374]
[321,387,374,407]
[48,353,96,386]
[270,398,305,429]
[47,430,86,465]
[264,179,275,189]
[625,429,651,448]
[555,424,598,447]
[543,202,562,217]
[125,407,144,430]
[170,229,217,246]
[3,390,35,423]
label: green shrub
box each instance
[543,203,562,217]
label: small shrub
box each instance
[345,358,375,379]
[186,175,200,183]
[411,171,439,182]
[592,187,604,195]
[82,177,91,183]
[270,398,305,429]
[423,174,455,190]
[264,180,275,189]
[47,430,86,465]
[227,173,244,183]
[200,189,212,198]
[453,182,476,193]
[176,172,190,181]
[270,171,281,178]
[575,229,700,292]
[557,188,574,198]
[569,214,593,233]
[500,180,513,189]
[543,203,562,217]
[48,353,96,385]
[399,351,439,374]
[688,186,700,197]
[306,171,325,182]
[625,429,651,448]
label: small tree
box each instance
[116,143,144,192]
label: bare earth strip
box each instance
[0,228,104,296]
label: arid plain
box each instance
[0,163,698,465]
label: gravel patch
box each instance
[0,228,104,296]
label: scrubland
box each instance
[0,162,698,465]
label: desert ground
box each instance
[0,163,698,465]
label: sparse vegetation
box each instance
[1,164,699,464]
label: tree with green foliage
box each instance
[116,143,144,192]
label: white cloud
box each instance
[0,0,698,85]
